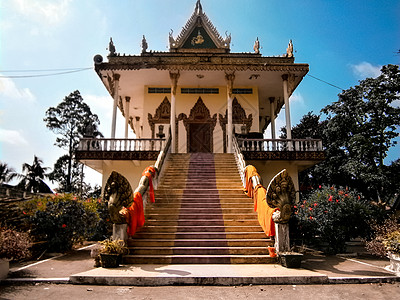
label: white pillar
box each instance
[269,97,276,140]
[111,73,120,139]
[225,73,235,153]
[282,74,292,140]
[124,96,130,139]
[170,72,180,153]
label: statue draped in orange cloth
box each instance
[142,166,156,203]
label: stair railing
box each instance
[232,136,247,187]
[134,134,171,206]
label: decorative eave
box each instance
[95,54,308,73]
[169,1,231,52]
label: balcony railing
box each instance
[236,138,325,161]
[237,138,323,152]
[76,138,167,161]
[78,138,166,152]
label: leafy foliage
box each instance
[17,156,52,193]
[20,194,110,252]
[0,162,19,185]
[44,90,102,192]
[293,186,380,254]
[366,217,400,257]
[0,226,32,261]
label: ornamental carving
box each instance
[266,169,296,224]
[148,97,171,138]
[219,98,253,152]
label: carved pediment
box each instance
[180,97,217,129]
[148,97,171,123]
[169,0,231,51]
[219,98,253,130]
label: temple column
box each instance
[269,97,276,140]
[225,72,235,153]
[269,97,276,150]
[282,74,292,140]
[124,96,131,138]
[111,73,120,139]
[170,71,180,153]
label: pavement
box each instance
[2,243,399,286]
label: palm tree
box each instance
[18,156,52,193]
[0,162,19,185]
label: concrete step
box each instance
[127,239,272,247]
[144,219,260,226]
[133,232,267,239]
[145,208,256,214]
[145,214,258,220]
[129,246,269,255]
[123,254,276,264]
[139,225,264,233]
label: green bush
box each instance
[21,194,109,252]
[293,186,379,254]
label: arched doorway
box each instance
[179,97,217,153]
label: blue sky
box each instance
[0,0,399,188]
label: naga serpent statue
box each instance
[266,169,296,224]
[103,171,134,224]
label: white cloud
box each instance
[351,62,381,79]
[0,128,28,146]
[289,92,305,106]
[0,77,36,102]
[11,0,72,25]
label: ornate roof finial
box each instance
[254,37,260,54]
[141,35,148,53]
[108,37,116,56]
[286,39,293,57]
[195,0,203,15]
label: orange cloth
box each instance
[142,166,156,203]
[253,185,278,237]
[243,165,278,237]
[125,192,145,237]
[243,165,259,201]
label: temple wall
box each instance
[142,85,259,153]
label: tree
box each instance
[0,162,19,185]
[288,65,400,202]
[18,156,52,193]
[44,90,102,192]
[321,64,400,201]
[48,155,82,193]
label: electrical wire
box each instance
[0,67,93,78]
[307,74,344,91]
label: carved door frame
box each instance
[179,97,217,153]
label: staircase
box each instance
[125,153,276,264]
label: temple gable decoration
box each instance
[169,0,231,52]
[148,97,171,138]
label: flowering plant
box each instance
[0,226,32,261]
[293,185,378,254]
[99,239,128,255]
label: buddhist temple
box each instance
[76,0,324,264]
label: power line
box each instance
[0,67,93,78]
[307,74,344,91]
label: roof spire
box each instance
[195,0,203,15]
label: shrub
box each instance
[366,217,400,257]
[293,186,379,254]
[20,194,106,252]
[0,226,32,261]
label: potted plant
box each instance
[98,239,128,268]
[382,230,400,273]
[0,226,32,279]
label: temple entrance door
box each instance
[189,122,212,153]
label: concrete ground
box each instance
[1,243,398,286]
